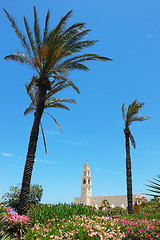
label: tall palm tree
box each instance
[122,99,149,214]
[24,82,76,153]
[4,7,112,215]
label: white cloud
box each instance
[35,159,56,165]
[0,152,13,157]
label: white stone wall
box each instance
[74,196,91,205]
[74,195,137,209]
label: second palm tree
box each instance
[122,100,149,214]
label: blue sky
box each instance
[0,0,160,204]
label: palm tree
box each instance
[24,81,76,153]
[122,99,149,214]
[146,174,160,198]
[4,7,112,215]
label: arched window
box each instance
[83,179,86,184]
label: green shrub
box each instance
[28,203,103,225]
[102,207,127,216]
[139,197,160,219]
[1,184,43,212]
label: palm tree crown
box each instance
[122,99,150,148]
[4,7,112,93]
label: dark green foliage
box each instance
[139,197,160,218]
[102,207,127,216]
[146,174,160,198]
[1,184,43,211]
[73,228,100,240]
[101,199,110,208]
[28,203,103,225]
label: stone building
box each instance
[74,162,147,209]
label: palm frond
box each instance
[55,53,112,73]
[129,131,136,149]
[45,97,76,104]
[49,30,92,65]
[127,100,145,122]
[131,116,150,123]
[4,53,30,64]
[54,10,72,34]
[23,16,37,57]
[24,105,35,115]
[122,103,126,121]
[62,62,90,71]
[40,122,47,154]
[53,73,80,93]
[127,99,138,121]
[131,102,144,116]
[25,76,38,94]
[43,9,50,43]
[45,10,72,49]
[25,82,38,106]
[67,40,99,51]
[60,29,91,49]
[146,175,160,198]
[44,112,62,134]
[126,100,149,126]
[45,102,70,110]
[3,9,31,56]
[62,22,85,39]
[46,29,93,69]
[34,6,41,50]
[46,82,70,98]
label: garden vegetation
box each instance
[0,202,160,239]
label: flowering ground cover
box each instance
[25,215,125,239]
[0,203,160,239]
[115,215,160,240]
[0,205,29,238]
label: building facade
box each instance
[74,163,147,209]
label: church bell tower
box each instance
[81,162,92,205]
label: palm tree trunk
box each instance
[124,128,133,214]
[17,85,47,215]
